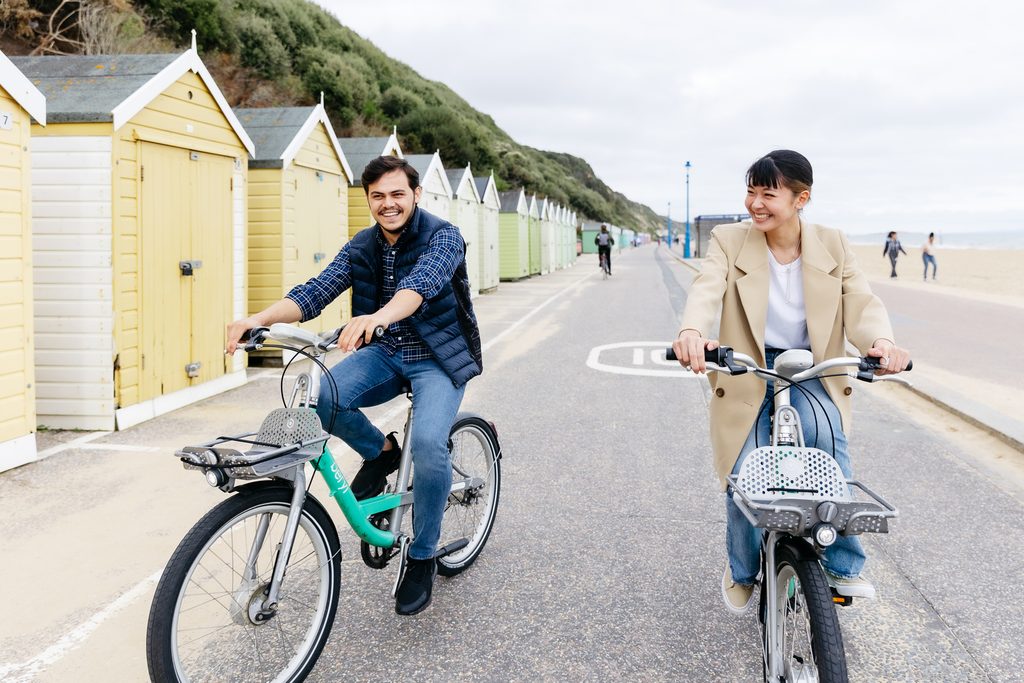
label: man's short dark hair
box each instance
[361,156,419,192]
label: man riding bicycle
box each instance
[595,224,614,275]
[226,155,482,616]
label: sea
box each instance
[846,229,1024,250]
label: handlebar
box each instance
[665,345,912,383]
[241,323,386,353]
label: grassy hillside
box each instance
[1,0,662,232]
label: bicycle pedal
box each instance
[434,538,469,559]
[831,589,854,607]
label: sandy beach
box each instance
[850,243,1024,308]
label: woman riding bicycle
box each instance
[671,150,910,614]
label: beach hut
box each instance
[555,204,570,269]
[0,51,45,470]
[337,129,402,239]
[527,194,542,275]
[474,174,500,292]
[446,164,481,296]
[498,189,530,280]
[14,44,254,430]
[581,221,602,254]
[537,197,556,274]
[237,102,354,356]
[405,152,452,221]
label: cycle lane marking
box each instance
[587,341,706,378]
[4,266,600,677]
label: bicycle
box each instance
[667,344,909,682]
[599,250,610,278]
[146,323,502,683]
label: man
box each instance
[595,224,614,274]
[226,156,482,616]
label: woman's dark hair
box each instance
[746,150,813,196]
[361,155,419,191]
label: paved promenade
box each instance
[1,245,1021,681]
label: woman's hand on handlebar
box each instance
[867,338,911,375]
[337,314,388,352]
[225,316,262,355]
[672,329,720,374]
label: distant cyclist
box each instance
[595,224,615,275]
[672,149,910,614]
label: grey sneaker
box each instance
[722,563,755,614]
[825,571,876,599]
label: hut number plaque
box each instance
[0,112,11,130]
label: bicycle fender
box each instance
[453,412,502,459]
[775,535,820,563]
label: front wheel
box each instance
[436,414,502,576]
[766,542,848,683]
[146,485,342,683]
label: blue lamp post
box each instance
[684,160,692,258]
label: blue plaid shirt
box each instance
[286,222,465,362]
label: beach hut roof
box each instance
[405,152,452,198]
[475,174,500,208]
[446,165,480,202]
[0,50,46,124]
[237,104,353,179]
[498,189,526,213]
[12,49,253,155]
[338,130,403,184]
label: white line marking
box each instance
[586,342,705,378]
[35,431,111,459]
[632,348,645,365]
[78,443,162,453]
[7,271,595,677]
[0,570,162,682]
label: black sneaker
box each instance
[395,556,437,615]
[350,432,401,500]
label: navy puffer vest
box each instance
[348,208,482,388]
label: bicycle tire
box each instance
[436,414,501,576]
[146,484,341,683]
[766,541,848,683]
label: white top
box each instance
[764,250,811,351]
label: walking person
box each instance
[226,156,482,616]
[671,149,910,613]
[883,230,907,278]
[922,232,937,280]
[595,224,615,275]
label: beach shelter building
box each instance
[474,174,500,292]
[238,102,354,352]
[537,197,556,274]
[581,220,604,254]
[14,46,254,430]
[498,189,530,280]
[406,152,452,221]
[446,164,481,296]
[0,52,45,470]
[527,194,542,275]
[337,129,402,239]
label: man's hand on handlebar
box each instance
[866,339,911,376]
[672,329,720,374]
[225,316,263,355]
[337,314,389,353]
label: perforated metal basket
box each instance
[728,446,897,536]
[178,408,328,480]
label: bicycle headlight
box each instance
[813,523,838,547]
[205,469,227,487]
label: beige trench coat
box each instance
[679,222,895,489]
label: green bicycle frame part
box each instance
[312,447,400,548]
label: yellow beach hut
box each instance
[474,174,500,292]
[14,46,254,430]
[446,164,481,296]
[498,189,530,281]
[337,129,402,239]
[527,194,542,275]
[238,102,354,351]
[0,51,45,471]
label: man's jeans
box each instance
[726,352,866,585]
[316,344,465,560]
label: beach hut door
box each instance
[139,143,233,400]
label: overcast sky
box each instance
[317,0,1022,235]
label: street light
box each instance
[666,201,672,250]
[684,160,692,258]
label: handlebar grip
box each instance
[241,326,269,352]
[665,345,732,365]
[859,356,913,372]
[373,325,386,339]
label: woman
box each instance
[671,150,910,614]
[922,232,937,280]
[883,230,907,278]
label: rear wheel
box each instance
[146,486,341,683]
[436,415,501,576]
[767,543,848,682]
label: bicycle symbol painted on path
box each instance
[586,342,702,378]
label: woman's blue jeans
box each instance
[725,351,866,584]
[923,253,937,279]
[316,344,465,560]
